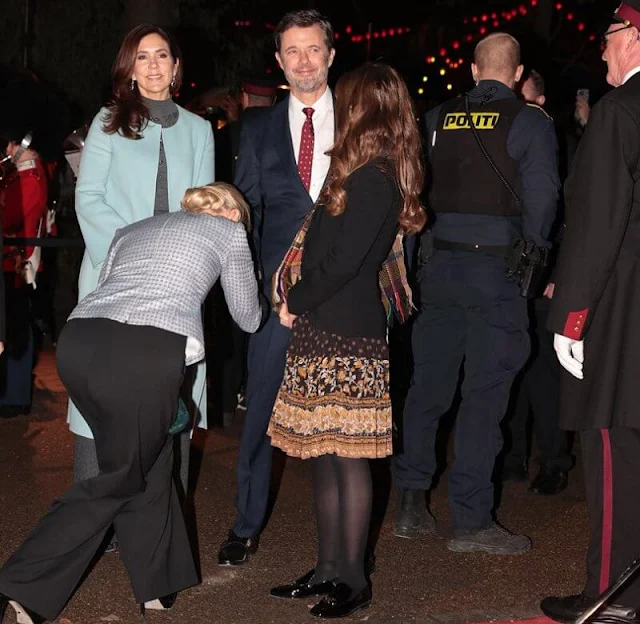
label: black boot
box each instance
[529,466,568,495]
[541,593,640,623]
[394,488,436,539]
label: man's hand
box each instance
[543,283,555,299]
[553,334,584,380]
[278,301,298,329]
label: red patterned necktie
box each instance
[297,107,315,192]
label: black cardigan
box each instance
[287,160,401,338]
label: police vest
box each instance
[429,97,525,217]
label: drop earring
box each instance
[130,78,135,91]
[171,76,176,89]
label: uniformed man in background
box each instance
[393,32,560,555]
[501,68,572,496]
[541,2,640,621]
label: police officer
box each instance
[393,32,559,554]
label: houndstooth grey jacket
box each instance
[69,210,261,365]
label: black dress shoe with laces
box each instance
[541,593,640,623]
[140,592,177,616]
[270,569,336,599]
[529,466,568,495]
[309,582,372,619]
[218,530,259,566]
[0,594,46,623]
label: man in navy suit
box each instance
[218,8,336,565]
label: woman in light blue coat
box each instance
[71,23,214,528]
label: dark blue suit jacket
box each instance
[233,97,314,293]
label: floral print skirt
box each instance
[267,316,392,460]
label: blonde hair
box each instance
[181,182,251,228]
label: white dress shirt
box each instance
[623,65,640,84]
[288,87,334,202]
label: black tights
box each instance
[311,454,372,594]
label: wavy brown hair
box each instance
[319,62,426,234]
[102,24,183,139]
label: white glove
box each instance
[553,334,584,380]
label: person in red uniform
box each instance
[0,129,48,417]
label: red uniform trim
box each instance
[563,309,589,340]
[599,429,613,593]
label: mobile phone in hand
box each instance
[577,88,590,103]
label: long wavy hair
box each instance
[319,62,426,234]
[102,24,183,139]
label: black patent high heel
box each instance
[0,594,46,623]
[139,593,177,616]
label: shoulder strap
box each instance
[463,95,522,207]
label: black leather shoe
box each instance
[502,460,529,483]
[529,466,568,495]
[270,569,336,599]
[218,530,259,566]
[541,593,640,623]
[0,593,46,623]
[140,592,177,616]
[310,582,372,619]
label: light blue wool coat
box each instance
[68,104,215,438]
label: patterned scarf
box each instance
[272,205,415,325]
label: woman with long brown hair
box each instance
[267,62,426,618]
[69,24,214,537]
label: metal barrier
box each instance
[7,238,85,248]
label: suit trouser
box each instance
[392,251,530,529]
[0,318,198,620]
[232,310,290,537]
[504,297,571,471]
[581,428,640,607]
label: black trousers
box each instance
[233,310,290,537]
[581,428,640,607]
[0,318,198,620]
[393,251,530,529]
[503,297,572,471]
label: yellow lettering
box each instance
[442,112,500,130]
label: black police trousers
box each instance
[393,250,530,529]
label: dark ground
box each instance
[0,344,589,624]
